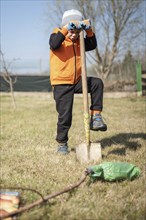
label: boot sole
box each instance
[90,126,107,131]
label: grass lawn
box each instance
[0,92,146,220]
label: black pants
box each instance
[53,77,104,143]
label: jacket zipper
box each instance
[73,42,76,84]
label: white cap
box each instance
[61,9,83,27]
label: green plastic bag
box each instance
[88,162,141,182]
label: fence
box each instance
[0,75,52,92]
[1,61,145,95]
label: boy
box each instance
[49,9,107,154]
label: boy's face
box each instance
[67,30,81,42]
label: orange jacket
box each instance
[49,27,96,85]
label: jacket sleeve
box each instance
[84,32,97,51]
[49,27,68,50]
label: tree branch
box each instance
[1,171,88,219]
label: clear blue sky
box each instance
[1,0,50,61]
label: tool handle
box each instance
[80,30,90,146]
[80,30,89,114]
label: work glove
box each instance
[66,20,81,30]
[79,19,91,30]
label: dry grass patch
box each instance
[0,93,146,220]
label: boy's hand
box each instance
[79,19,91,30]
[65,20,81,30]
[64,19,91,31]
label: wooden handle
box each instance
[80,30,89,115]
[80,30,90,147]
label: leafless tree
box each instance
[46,0,145,80]
[0,50,18,108]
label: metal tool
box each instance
[76,30,102,163]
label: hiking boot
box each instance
[57,143,70,155]
[90,114,107,131]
